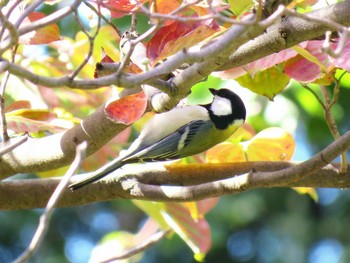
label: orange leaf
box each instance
[20,12,60,45]
[104,92,147,125]
[147,19,219,64]
[245,127,296,161]
[5,100,32,112]
[206,142,246,163]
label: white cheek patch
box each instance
[211,96,232,116]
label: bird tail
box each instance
[68,158,123,191]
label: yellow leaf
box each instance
[293,187,319,202]
[206,142,246,163]
[245,127,296,161]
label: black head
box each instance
[203,88,246,130]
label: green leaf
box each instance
[228,0,253,16]
[235,67,290,100]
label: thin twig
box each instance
[82,0,122,37]
[98,229,171,263]
[0,45,18,141]
[12,142,87,263]
[303,82,347,173]
[70,2,102,79]
[0,134,28,156]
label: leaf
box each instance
[293,187,318,202]
[228,0,253,16]
[104,92,147,125]
[101,0,148,18]
[133,201,170,229]
[235,67,290,100]
[150,0,180,15]
[206,142,246,163]
[6,108,78,134]
[245,127,296,161]
[285,41,330,82]
[147,19,219,64]
[19,12,60,45]
[215,42,307,79]
[164,203,212,257]
[5,100,32,112]
[134,200,215,258]
[330,38,350,72]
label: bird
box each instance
[69,88,246,191]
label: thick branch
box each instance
[1,161,349,210]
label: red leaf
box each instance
[147,19,219,64]
[100,0,148,18]
[20,12,60,45]
[104,92,147,125]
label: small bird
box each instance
[69,88,246,191]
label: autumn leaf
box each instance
[164,202,212,259]
[147,19,219,65]
[245,127,296,161]
[6,110,72,134]
[104,92,148,125]
[20,12,60,45]
[206,142,246,163]
[100,0,148,18]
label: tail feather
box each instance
[69,158,123,191]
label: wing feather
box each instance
[123,120,208,162]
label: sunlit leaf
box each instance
[206,142,246,163]
[164,203,212,257]
[245,127,296,161]
[147,20,219,64]
[133,201,169,229]
[215,43,305,79]
[6,108,78,134]
[285,41,330,82]
[228,0,253,16]
[5,100,32,112]
[236,67,290,100]
[100,0,148,18]
[19,12,60,45]
[150,0,180,14]
[293,187,318,202]
[104,92,147,125]
[37,165,69,178]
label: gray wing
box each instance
[123,120,208,162]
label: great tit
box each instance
[69,88,246,191]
